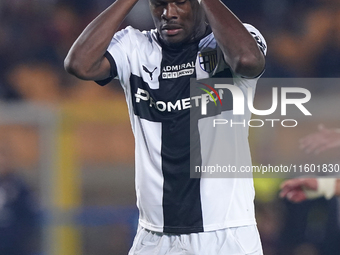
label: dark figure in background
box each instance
[0,145,37,255]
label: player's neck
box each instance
[157,25,211,51]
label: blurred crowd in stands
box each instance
[1,0,340,101]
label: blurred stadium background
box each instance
[1,0,340,254]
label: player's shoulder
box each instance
[243,23,260,33]
[115,26,159,48]
[243,23,267,56]
[115,26,147,40]
[198,28,217,50]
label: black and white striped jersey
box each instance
[100,24,267,234]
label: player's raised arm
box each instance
[64,0,139,81]
[200,0,265,78]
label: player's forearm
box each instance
[200,0,265,78]
[335,179,340,196]
[64,0,139,80]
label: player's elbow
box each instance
[64,53,91,80]
[64,54,82,78]
[232,53,265,78]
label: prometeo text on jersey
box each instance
[135,85,312,116]
[135,87,224,112]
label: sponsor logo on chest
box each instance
[161,61,195,79]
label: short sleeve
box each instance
[96,26,141,88]
[243,23,267,56]
[95,51,117,86]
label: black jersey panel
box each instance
[159,42,204,233]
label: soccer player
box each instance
[0,143,37,254]
[65,0,266,254]
[281,125,340,203]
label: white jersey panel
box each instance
[196,25,263,229]
[106,26,162,91]
[200,178,256,231]
[134,117,164,230]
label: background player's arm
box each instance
[200,0,265,78]
[280,178,340,202]
[299,124,340,154]
[64,0,139,81]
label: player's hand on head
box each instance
[299,124,340,154]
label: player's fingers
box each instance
[286,191,307,203]
[299,135,320,151]
[299,131,332,153]
[279,187,293,198]
[314,145,327,154]
[315,142,336,154]
[281,178,316,192]
[299,135,313,147]
[280,187,302,199]
[281,178,304,189]
[300,138,325,154]
[300,124,327,150]
[317,123,325,131]
[306,143,324,154]
[280,179,296,189]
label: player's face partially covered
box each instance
[149,0,204,46]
